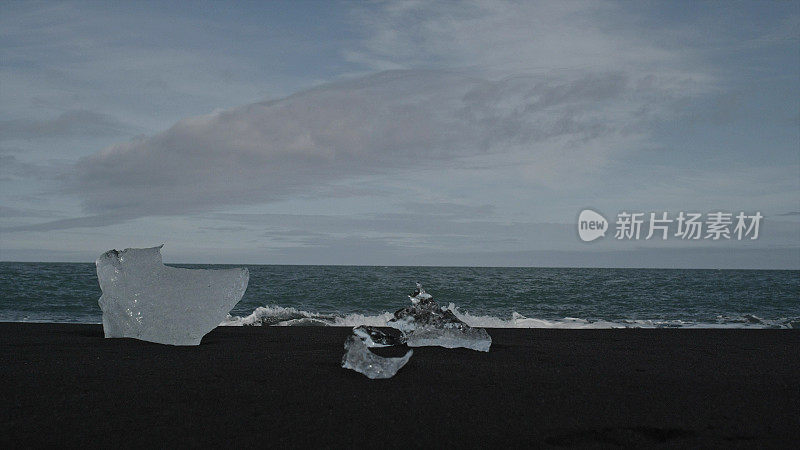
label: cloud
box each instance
[399,202,495,218]
[62,1,720,224]
[2,0,713,232]
[71,68,694,218]
[0,110,133,141]
[1,1,797,268]
[0,154,67,181]
[0,205,60,218]
[413,247,800,270]
[347,0,712,85]
[0,213,134,232]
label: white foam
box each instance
[221,305,798,329]
[221,305,394,327]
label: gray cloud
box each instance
[268,235,413,265]
[413,247,800,270]
[199,225,251,232]
[400,202,495,218]
[26,0,719,232]
[1,213,134,232]
[71,68,687,219]
[1,1,796,268]
[0,205,60,218]
[347,0,712,86]
[0,154,67,181]
[0,110,133,141]
[212,210,800,252]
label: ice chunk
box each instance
[404,326,492,352]
[352,325,406,347]
[409,282,432,304]
[341,284,490,378]
[96,245,249,346]
[388,283,492,352]
[341,333,412,379]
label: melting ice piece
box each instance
[404,326,492,352]
[409,282,432,304]
[341,332,412,379]
[388,283,492,352]
[96,245,249,346]
[352,325,407,347]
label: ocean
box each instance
[0,262,798,328]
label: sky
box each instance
[0,0,798,268]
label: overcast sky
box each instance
[1,0,798,268]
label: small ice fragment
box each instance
[96,245,249,346]
[341,332,412,379]
[409,282,432,304]
[388,283,492,352]
[352,325,406,347]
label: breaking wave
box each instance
[220,305,395,327]
[221,305,800,329]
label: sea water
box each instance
[0,263,797,328]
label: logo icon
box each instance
[578,209,608,242]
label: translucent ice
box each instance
[403,326,492,352]
[340,284,491,378]
[341,332,412,379]
[352,325,406,347]
[96,245,249,345]
[388,283,492,352]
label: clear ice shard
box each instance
[388,283,492,352]
[403,326,492,352]
[352,325,407,347]
[96,245,249,346]
[341,332,412,379]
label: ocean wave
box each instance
[220,305,395,327]
[221,305,799,329]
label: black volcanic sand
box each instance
[2,324,799,448]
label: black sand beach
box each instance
[2,324,798,447]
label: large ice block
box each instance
[96,245,249,345]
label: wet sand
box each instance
[1,323,798,447]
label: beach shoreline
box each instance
[2,323,799,447]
